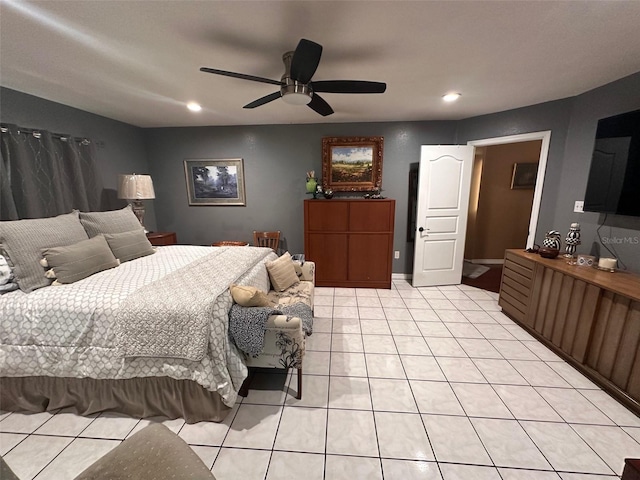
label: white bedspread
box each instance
[0,245,276,406]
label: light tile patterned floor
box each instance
[2,281,640,479]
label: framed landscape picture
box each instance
[322,136,384,192]
[184,158,246,206]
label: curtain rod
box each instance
[0,123,91,145]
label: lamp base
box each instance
[131,200,148,233]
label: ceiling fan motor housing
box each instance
[280,51,312,105]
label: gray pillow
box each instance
[42,235,119,284]
[79,205,143,237]
[104,229,156,263]
[0,211,89,292]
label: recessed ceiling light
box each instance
[187,102,202,112]
[443,93,461,102]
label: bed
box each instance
[0,208,277,423]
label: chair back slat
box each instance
[253,231,280,252]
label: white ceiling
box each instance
[2,1,640,128]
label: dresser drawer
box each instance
[500,250,535,327]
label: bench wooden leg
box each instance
[238,368,255,398]
[296,367,302,400]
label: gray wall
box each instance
[456,71,640,273]
[144,122,457,272]
[553,73,640,272]
[0,87,156,231]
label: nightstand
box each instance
[147,231,177,246]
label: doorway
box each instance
[462,131,551,291]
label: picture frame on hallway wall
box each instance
[511,162,538,189]
[322,136,384,192]
[184,158,246,206]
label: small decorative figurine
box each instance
[543,230,562,250]
[564,222,581,258]
[371,187,385,199]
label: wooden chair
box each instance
[253,230,280,252]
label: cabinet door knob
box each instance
[418,227,424,232]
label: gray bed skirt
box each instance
[0,376,231,424]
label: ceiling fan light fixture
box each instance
[443,93,461,102]
[282,92,312,105]
[281,81,312,105]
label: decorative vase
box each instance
[323,188,334,199]
[564,222,581,258]
[543,230,562,250]
[305,177,317,194]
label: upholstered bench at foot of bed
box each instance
[243,314,305,399]
[241,260,314,399]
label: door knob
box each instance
[418,227,424,232]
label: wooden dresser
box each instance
[304,199,395,288]
[500,249,640,414]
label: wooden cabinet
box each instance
[304,199,395,288]
[623,459,640,480]
[499,249,640,415]
[147,231,177,246]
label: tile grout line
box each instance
[321,290,335,480]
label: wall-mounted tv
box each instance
[583,109,640,217]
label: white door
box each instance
[412,145,474,286]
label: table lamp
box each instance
[117,174,155,233]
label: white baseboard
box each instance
[392,273,412,280]
[466,259,504,265]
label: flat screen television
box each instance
[583,109,640,217]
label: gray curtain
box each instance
[0,125,102,220]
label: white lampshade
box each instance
[117,174,155,200]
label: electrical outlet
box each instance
[574,201,584,213]
[394,251,400,259]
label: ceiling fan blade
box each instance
[308,94,334,116]
[311,80,387,94]
[243,91,282,109]
[200,67,282,86]
[290,39,323,84]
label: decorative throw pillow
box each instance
[103,230,156,263]
[265,251,300,292]
[79,205,142,238]
[0,211,90,292]
[0,254,18,294]
[0,254,12,286]
[42,235,119,285]
[230,284,274,307]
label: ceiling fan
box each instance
[200,39,386,116]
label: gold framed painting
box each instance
[321,136,384,192]
[184,158,246,206]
